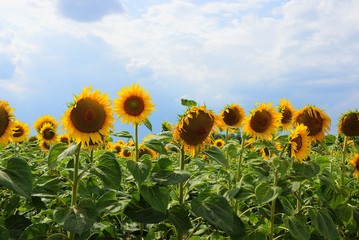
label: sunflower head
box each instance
[214,139,225,148]
[39,122,57,144]
[114,83,155,125]
[220,104,245,128]
[289,124,311,163]
[121,148,133,159]
[350,154,359,178]
[33,115,58,133]
[11,120,30,143]
[243,102,281,140]
[278,99,295,130]
[58,134,70,145]
[39,140,51,151]
[338,111,359,137]
[139,144,157,160]
[62,86,114,146]
[173,106,221,156]
[161,121,173,132]
[0,100,15,146]
[293,105,331,142]
[262,147,270,160]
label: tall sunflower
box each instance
[243,102,281,140]
[289,124,311,163]
[33,115,58,133]
[11,120,30,143]
[278,99,295,130]
[338,111,359,137]
[220,104,245,128]
[173,106,221,156]
[350,154,359,178]
[0,100,15,146]
[62,86,114,146]
[293,105,331,142]
[114,83,155,125]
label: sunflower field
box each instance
[1,84,359,240]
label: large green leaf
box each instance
[124,198,167,223]
[167,205,192,233]
[151,170,190,185]
[145,139,167,154]
[54,199,97,236]
[255,182,281,205]
[203,146,228,167]
[292,160,320,180]
[5,214,31,239]
[191,194,245,237]
[141,184,170,213]
[47,143,68,169]
[19,223,49,240]
[284,215,310,240]
[96,190,130,214]
[309,208,339,240]
[127,159,151,185]
[91,152,121,190]
[0,157,32,199]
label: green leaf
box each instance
[151,170,190,185]
[181,98,197,107]
[145,139,167,154]
[143,118,152,131]
[0,157,32,199]
[48,142,68,169]
[96,190,118,213]
[191,194,245,237]
[5,215,31,239]
[54,199,97,236]
[124,198,167,223]
[292,160,320,180]
[46,233,68,240]
[111,131,133,139]
[167,205,192,233]
[284,215,310,240]
[272,157,290,176]
[337,203,354,227]
[127,159,151,185]
[57,143,79,162]
[0,225,9,240]
[141,184,170,213]
[309,208,339,240]
[19,223,49,240]
[91,152,121,190]
[203,146,228,167]
[255,182,281,205]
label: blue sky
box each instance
[1,0,359,139]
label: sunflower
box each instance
[243,102,281,140]
[293,105,331,142]
[262,147,270,160]
[114,83,155,125]
[214,139,225,148]
[161,121,173,132]
[173,106,221,156]
[350,154,359,178]
[62,86,115,146]
[139,144,157,160]
[220,104,245,128]
[112,141,125,156]
[33,115,58,133]
[289,124,311,163]
[338,111,359,137]
[121,148,133,159]
[278,99,295,130]
[39,140,51,151]
[11,120,30,143]
[58,133,70,145]
[0,100,15,146]
[39,122,57,144]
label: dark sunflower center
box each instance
[124,96,145,116]
[297,110,323,136]
[355,158,359,171]
[292,135,303,153]
[264,147,270,156]
[123,149,131,157]
[13,126,24,138]
[250,110,272,133]
[0,107,10,136]
[70,98,106,133]
[281,108,292,124]
[180,110,214,146]
[223,108,241,126]
[216,141,224,148]
[340,113,359,137]
[43,128,55,140]
[60,137,69,145]
[115,145,122,153]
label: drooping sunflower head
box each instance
[173,106,221,156]
[62,86,115,146]
[220,104,245,128]
[278,99,295,131]
[293,105,331,142]
[214,139,225,148]
[289,124,311,163]
[243,102,281,140]
[11,121,30,143]
[39,122,57,144]
[114,83,155,125]
[338,110,359,137]
[350,154,359,178]
[0,100,15,146]
[33,115,58,133]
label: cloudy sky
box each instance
[1,0,359,138]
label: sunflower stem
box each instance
[135,123,139,162]
[340,136,348,188]
[177,147,186,240]
[69,143,81,240]
[236,133,246,184]
[269,168,279,240]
